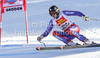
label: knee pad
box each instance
[69,25,80,33]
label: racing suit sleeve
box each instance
[42,19,54,37]
[62,10,85,17]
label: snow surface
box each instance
[0,0,100,58]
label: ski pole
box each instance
[40,42,46,47]
[90,18,100,21]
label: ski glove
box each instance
[82,15,90,21]
[37,35,44,42]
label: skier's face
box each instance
[50,11,58,19]
[51,14,57,19]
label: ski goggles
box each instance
[50,11,56,15]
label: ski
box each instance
[36,44,100,51]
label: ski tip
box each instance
[59,46,63,49]
[36,47,40,50]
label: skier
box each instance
[37,5,95,46]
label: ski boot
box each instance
[65,41,80,46]
[83,39,97,45]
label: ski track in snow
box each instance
[0,45,100,58]
[0,36,100,58]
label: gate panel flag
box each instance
[0,0,28,46]
[1,0,26,13]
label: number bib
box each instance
[56,16,72,31]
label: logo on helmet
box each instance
[54,7,57,10]
[7,0,18,4]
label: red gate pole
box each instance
[0,13,2,46]
[25,11,29,46]
[0,0,3,46]
[24,0,29,46]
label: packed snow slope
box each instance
[0,0,100,58]
[0,44,100,58]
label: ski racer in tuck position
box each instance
[37,5,95,46]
